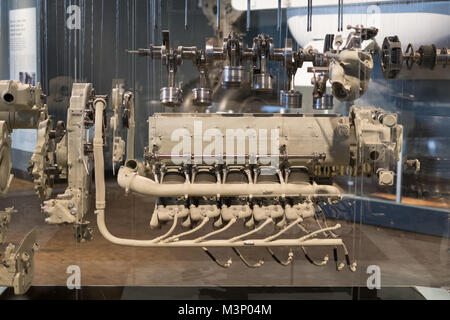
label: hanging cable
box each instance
[203,247,232,268]
[316,206,339,238]
[342,242,357,272]
[333,247,345,271]
[301,246,329,266]
[266,248,294,266]
[232,248,264,268]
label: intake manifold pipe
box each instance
[117,162,342,199]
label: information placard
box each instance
[9,7,38,153]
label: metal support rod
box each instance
[246,0,251,31]
[338,0,343,32]
[307,0,313,32]
[277,0,282,31]
[185,0,188,30]
[216,0,221,30]
[338,0,341,31]
[396,141,405,204]
[153,0,158,31]
[289,72,295,91]
[168,68,176,87]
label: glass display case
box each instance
[0,0,448,300]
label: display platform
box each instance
[0,286,434,300]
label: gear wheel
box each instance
[418,45,437,70]
[28,119,56,200]
[381,36,403,79]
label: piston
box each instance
[280,90,302,109]
[160,87,183,107]
[313,94,334,110]
[222,66,244,88]
[252,73,273,92]
[192,88,212,107]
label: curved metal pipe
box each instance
[96,208,345,247]
[118,166,342,198]
[163,217,209,243]
[194,218,237,243]
[298,224,341,242]
[263,218,303,242]
[229,218,273,243]
[153,213,179,243]
[316,206,339,238]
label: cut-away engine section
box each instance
[94,106,401,270]
[93,27,407,271]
